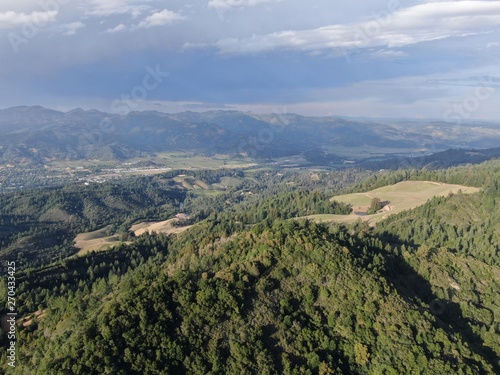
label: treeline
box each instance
[180,169,369,224]
[232,189,351,223]
[360,147,500,171]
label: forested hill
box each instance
[360,147,500,170]
[4,219,498,374]
[0,177,185,271]
[1,161,499,374]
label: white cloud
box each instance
[208,0,276,10]
[371,49,408,59]
[0,10,57,29]
[214,1,500,54]
[105,24,126,33]
[0,1,46,13]
[135,9,184,29]
[85,0,150,17]
[61,21,85,36]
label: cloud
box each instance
[208,0,276,10]
[0,1,46,13]
[1,0,499,120]
[0,10,57,29]
[371,49,408,59]
[135,9,184,29]
[85,0,150,17]
[105,24,126,33]
[61,21,85,36]
[213,1,500,54]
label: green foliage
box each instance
[0,176,184,271]
[2,161,500,374]
[232,189,352,223]
[7,220,497,374]
[373,178,500,368]
[367,197,383,215]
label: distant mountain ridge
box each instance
[1,106,500,164]
[360,147,500,170]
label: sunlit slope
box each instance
[308,181,480,225]
[74,219,193,254]
[73,226,123,255]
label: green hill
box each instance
[5,220,497,374]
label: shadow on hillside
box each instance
[334,227,498,374]
[378,238,499,374]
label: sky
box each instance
[1,0,500,120]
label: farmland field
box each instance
[152,152,257,169]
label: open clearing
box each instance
[20,309,47,327]
[306,181,480,225]
[130,218,193,236]
[173,173,247,194]
[73,225,123,256]
[173,175,210,190]
[73,218,193,255]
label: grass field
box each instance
[73,218,194,255]
[306,181,480,225]
[73,226,123,256]
[189,190,224,197]
[213,176,245,189]
[130,218,193,236]
[172,173,247,195]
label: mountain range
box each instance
[1,106,500,164]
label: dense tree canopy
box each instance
[1,161,499,374]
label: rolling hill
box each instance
[310,181,481,225]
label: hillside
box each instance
[4,220,498,374]
[0,168,358,273]
[312,181,481,225]
[0,177,186,271]
[360,147,500,170]
[0,161,499,374]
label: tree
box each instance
[367,197,383,214]
[354,342,370,366]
